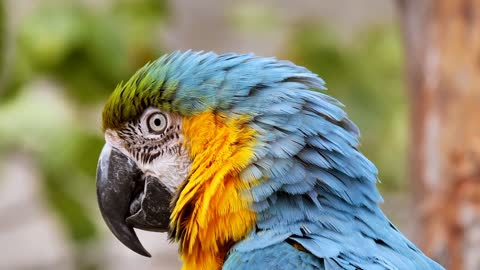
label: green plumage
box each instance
[103,57,176,130]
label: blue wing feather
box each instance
[143,52,443,269]
[224,241,324,270]
[223,53,443,270]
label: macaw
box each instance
[96,51,444,270]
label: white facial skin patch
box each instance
[104,108,192,193]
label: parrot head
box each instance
[96,109,185,256]
[97,51,381,269]
[97,51,299,265]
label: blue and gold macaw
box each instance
[96,51,444,270]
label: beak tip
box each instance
[125,229,151,257]
[135,244,152,258]
[103,215,153,258]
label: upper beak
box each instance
[96,144,173,257]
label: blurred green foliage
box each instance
[7,0,167,105]
[286,23,407,190]
[230,2,280,33]
[0,1,5,85]
[0,0,167,269]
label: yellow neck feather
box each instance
[171,112,257,270]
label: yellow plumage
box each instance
[171,112,258,270]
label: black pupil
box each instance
[154,118,162,126]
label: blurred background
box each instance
[0,0,478,269]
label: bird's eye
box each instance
[147,112,168,133]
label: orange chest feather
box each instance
[171,112,257,270]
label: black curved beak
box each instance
[96,144,173,257]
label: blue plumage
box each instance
[133,51,444,269]
[187,51,443,270]
[224,241,324,270]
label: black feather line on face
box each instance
[117,119,182,166]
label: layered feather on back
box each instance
[120,51,444,270]
[181,52,443,270]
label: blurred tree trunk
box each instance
[398,1,480,270]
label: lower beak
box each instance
[96,144,173,257]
